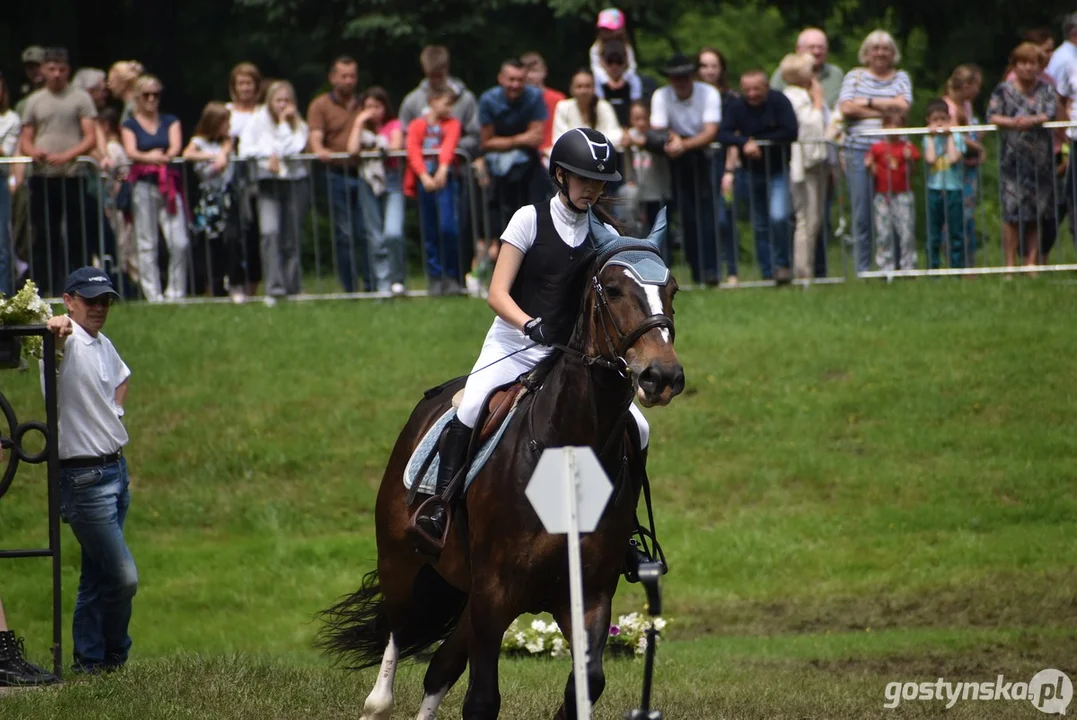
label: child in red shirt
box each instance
[865,113,921,271]
[405,87,464,294]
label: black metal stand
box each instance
[0,326,63,679]
[625,561,664,720]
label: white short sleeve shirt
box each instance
[649,82,721,138]
[52,320,131,459]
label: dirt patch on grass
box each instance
[805,631,1077,679]
[688,569,1077,638]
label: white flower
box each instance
[530,619,548,633]
[653,618,667,631]
[524,637,545,654]
[550,637,566,658]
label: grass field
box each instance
[0,278,1075,719]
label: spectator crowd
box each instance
[1,8,1074,304]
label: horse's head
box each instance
[573,208,684,408]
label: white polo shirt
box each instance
[649,82,721,139]
[48,320,131,460]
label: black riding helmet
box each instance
[549,128,622,211]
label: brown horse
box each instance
[318,211,684,720]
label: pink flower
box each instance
[609,625,621,636]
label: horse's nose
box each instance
[669,364,685,397]
[639,363,685,397]
[638,366,662,396]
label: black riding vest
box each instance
[509,203,591,345]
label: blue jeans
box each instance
[927,188,966,269]
[366,169,406,291]
[0,177,11,295]
[328,171,374,292]
[845,147,873,273]
[59,457,138,671]
[418,174,461,281]
[741,168,792,279]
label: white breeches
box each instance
[456,321,649,449]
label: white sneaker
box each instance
[230,289,246,304]
[465,273,481,297]
[264,295,278,307]
[390,282,406,296]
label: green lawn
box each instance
[0,278,1074,719]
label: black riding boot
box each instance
[414,417,472,542]
[0,630,58,686]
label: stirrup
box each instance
[406,496,453,558]
[623,537,666,584]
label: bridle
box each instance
[553,243,676,377]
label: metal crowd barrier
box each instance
[2,150,482,303]
[3,122,1076,303]
[852,121,1077,279]
[620,139,848,289]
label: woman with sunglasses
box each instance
[121,75,190,302]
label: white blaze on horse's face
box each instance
[624,269,671,344]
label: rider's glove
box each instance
[523,318,553,345]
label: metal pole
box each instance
[43,330,62,679]
[564,448,592,719]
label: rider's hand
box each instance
[523,318,553,345]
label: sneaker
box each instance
[428,278,444,297]
[264,295,278,307]
[725,275,739,288]
[465,273,481,298]
[443,277,464,295]
[230,289,246,304]
[390,282,406,297]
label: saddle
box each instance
[404,355,559,553]
[454,384,526,446]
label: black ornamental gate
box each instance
[0,326,63,679]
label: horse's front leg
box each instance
[552,594,613,720]
[461,585,514,720]
[416,602,473,719]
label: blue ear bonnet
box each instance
[586,207,671,285]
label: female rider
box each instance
[412,127,651,552]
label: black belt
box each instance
[60,451,123,469]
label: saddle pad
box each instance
[403,405,520,497]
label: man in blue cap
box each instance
[44,267,137,674]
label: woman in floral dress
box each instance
[987,42,1056,268]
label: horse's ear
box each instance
[646,206,669,250]
[588,207,620,250]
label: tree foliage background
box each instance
[3,0,1074,130]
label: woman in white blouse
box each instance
[552,69,627,149]
[239,80,310,303]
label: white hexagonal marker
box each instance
[525,446,613,720]
[525,446,612,534]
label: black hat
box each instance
[64,267,119,299]
[663,54,695,77]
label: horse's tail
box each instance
[315,566,467,670]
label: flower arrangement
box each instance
[0,280,54,366]
[501,613,669,659]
